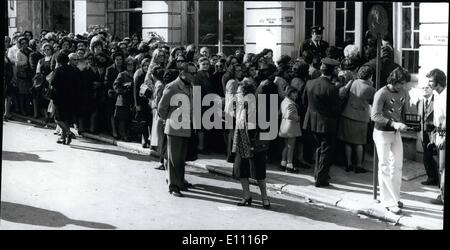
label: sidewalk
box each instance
[9,114,444,230]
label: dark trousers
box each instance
[421,132,439,183]
[160,134,167,164]
[302,129,315,163]
[167,135,189,191]
[313,132,336,184]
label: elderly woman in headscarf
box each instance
[371,66,411,215]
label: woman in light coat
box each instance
[279,86,302,172]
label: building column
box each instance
[244,1,297,60]
[142,1,182,46]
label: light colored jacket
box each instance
[341,79,376,123]
[158,77,192,137]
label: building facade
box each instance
[7,1,448,84]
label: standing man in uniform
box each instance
[158,62,197,197]
[302,58,342,187]
[299,25,329,60]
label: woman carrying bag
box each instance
[232,81,271,209]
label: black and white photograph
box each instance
[1,0,448,235]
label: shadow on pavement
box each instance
[2,151,53,163]
[1,201,116,229]
[68,145,150,162]
[182,184,398,230]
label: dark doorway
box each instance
[129,0,142,38]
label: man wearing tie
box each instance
[417,82,439,186]
[299,25,330,60]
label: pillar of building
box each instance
[141,1,182,45]
[244,1,297,60]
[75,0,106,34]
[418,3,449,82]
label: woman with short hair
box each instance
[337,65,376,173]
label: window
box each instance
[106,0,142,40]
[401,2,420,73]
[187,1,244,55]
[305,1,323,39]
[335,2,355,48]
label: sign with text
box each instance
[419,24,448,46]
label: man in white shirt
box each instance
[427,69,446,205]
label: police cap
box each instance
[311,25,325,34]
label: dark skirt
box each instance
[114,105,131,120]
[337,116,369,145]
[233,149,267,180]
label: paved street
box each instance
[1,120,401,230]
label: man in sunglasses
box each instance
[158,62,197,197]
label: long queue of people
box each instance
[3,27,445,213]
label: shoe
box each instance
[421,179,438,186]
[397,201,404,208]
[169,188,183,197]
[279,165,286,171]
[184,181,194,189]
[142,142,150,148]
[56,138,66,144]
[386,206,401,214]
[154,164,165,170]
[286,167,299,173]
[430,196,444,205]
[315,181,330,188]
[345,165,353,172]
[65,136,72,145]
[237,197,252,206]
[262,199,271,209]
[354,167,367,173]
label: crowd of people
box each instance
[3,25,445,213]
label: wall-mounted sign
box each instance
[420,24,448,45]
[368,5,389,36]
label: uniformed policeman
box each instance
[302,57,342,187]
[299,25,329,60]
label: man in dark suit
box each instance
[158,62,196,197]
[417,83,439,185]
[303,58,342,187]
[299,26,329,60]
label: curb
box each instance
[8,114,430,229]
